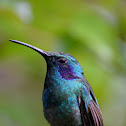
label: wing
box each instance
[77,78,103,126]
[83,78,98,103]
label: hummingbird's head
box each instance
[10,40,84,80]
[44,52,84,80]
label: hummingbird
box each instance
[10,39,103,126]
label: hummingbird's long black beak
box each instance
[9,39,49,57]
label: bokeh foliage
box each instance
[0,0,126,126]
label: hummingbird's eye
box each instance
[59,59,66,63]
[57,57,67,64]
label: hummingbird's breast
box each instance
[43,87,83,126]
[42,75,83,126]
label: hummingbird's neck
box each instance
[44,64,59,89]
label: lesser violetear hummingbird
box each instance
[10,39,103,126]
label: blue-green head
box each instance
[45,52,84,80]
[9,40,84,80]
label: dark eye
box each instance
[57,58,67,64]
[59,59,66,63]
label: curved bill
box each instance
[9,39,50,57]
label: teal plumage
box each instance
[10,40,103,126]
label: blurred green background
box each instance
[0,0,126,126]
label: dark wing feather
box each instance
[78,78,103,126]
[77,96,93,126]
[78,96,103,126]
[89,101,103,126]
